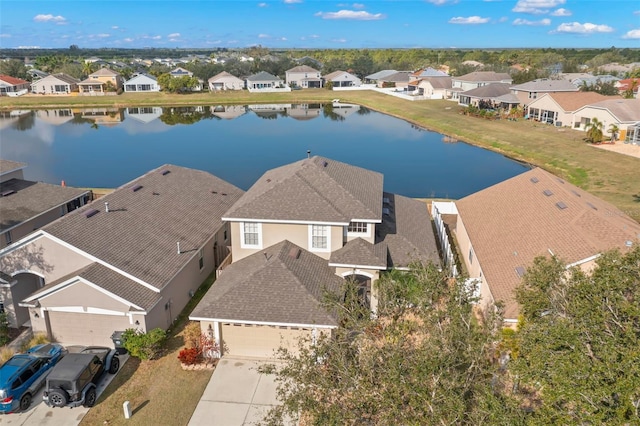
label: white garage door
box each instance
[221,323,311,359]
[47,311,132,347]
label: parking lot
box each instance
[0,355,128,425]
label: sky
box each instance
[0,0,639,50]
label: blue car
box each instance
[0,343,67,413]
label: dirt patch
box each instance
[591,142,640,159]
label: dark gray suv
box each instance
[42,346,119,408]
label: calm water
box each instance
[0,103,529,199]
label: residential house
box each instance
[572,98,640,142]
[526,92,618,126]
[78,68,123,94]
[410,67,449,79]
[31,73,79,95]
[510,79,579,106]
[447,71,512,101]
[190,155,440,358]
[322,70,362,88]
[458,83,520,110]
[0,75,30,96]
[245,71,289,93]
[615,78,640,98]
[285,65,322,89]
[364,70,397,84]
[123,73,160,93]
[436,167,640,325]
[416,76,452,99]
[0,165,243,346]
[208,71,244,91]
[0,159,92,327]
[375,71,413,89]
[169,67,203,91]
[569,74,620,89]
[26,69,48,81]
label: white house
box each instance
[31,74,79,95]
[323,70,362,88]
[208,71,244,91]
[124,73,160,93]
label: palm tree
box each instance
[608,123,619,143]
[585,117,604,144]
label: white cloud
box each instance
[167,33,181,38]
[284,0,302,3]
[258,2,268,7]
[111,25,119,29]
[33,14,67,24]
[310,34,320,38]
[123,38,134,42]
[513,0,565,14]
[258,33,270,38]
[622,29,640,39]
[88,33,110,39]
[513,18,551,25]
[554,22,614,34]
[448,16,490,24]
[352,3,365,9]
[315,10,385,20]
[550,8,571,16]
[143,35,162,40]
[634,10,640,15]
[0,34,11,38]
[279,37,288,41]
[331,38,348,43]
[426,0,457,4]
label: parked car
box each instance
[0,343,67,414]
[43,346,119,408]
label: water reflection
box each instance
[0,103,529,198]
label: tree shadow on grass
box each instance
[132,399,150,416]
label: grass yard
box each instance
[2,89,639,221]
[78,274,217,426]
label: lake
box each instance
[0,103,529,199]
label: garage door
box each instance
[47,311,132,347]
[221,323,311,359]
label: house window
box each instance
[310,225,330,252]
[199,248,204,270]
[241,222,262,248]
[347,222,368,234]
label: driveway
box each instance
[189,357,294,426]
[0,355,128,425]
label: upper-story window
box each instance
[347,222,369,234]
[310,225,330,252]
[241,222,262,249]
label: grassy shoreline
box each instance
[2,90,639,221]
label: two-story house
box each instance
[78,68,124,94]
[190,155,439,358]
[285,65,322,89]
[447,71,512,102]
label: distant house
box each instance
[78,68,123,94]
[572,99,640,142]
[458,83,519,109]
[0,75,30,96]
[0,165,244,346]
[416,76,452,99]
[435,167,640,324]
[31,73,79,95]
[323,70,362,88]
[26,69,48,80]
[208,71,244,91]
[447,71,512,101]
[525,92,617,126]
[410,67,449,79]
[364,70,397,84]
[285,65,322,89]
[615,78,640,98]
[510,79,579,105]
[245,71,288,93]
[375,71,412,89]
[123,73,160,93]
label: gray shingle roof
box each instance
[462,83,512,98]
[26,263,161,311]
[190,240,342,326]
[0,159,26,176]
[246,71,280,81]
[0,179,89,232]
[376,193,440,268]
[223,156,383,223]
[329,238,387,269]
[582,98,640,122]
[511,79,578,92]
[287,65,319,73]
[455,71,512,83]
[42,165,243,290]
[365,70,398,80]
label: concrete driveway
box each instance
[0,355,128,425]
[189,357,294,426]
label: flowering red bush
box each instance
[178,347,202,365]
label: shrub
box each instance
[177,347,202,365]
[0,347,15,365]
[183,321,201,349]
[122,328,167,360]
[20,333,49,352]
[0,312,10,346]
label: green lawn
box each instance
[2,89,639,221]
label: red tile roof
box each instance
[0,74,29,85]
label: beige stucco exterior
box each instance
[208,75,244,91]
[572,106,629,137]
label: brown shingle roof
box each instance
[456,167,640,320]
[0,159,26,175]
[542,92,617,112]
[190,240,342,326]
[580,98,640,122]
[223,156,383,223]
[376,193,440,268]
[329,238,387,269]
[455,71,512,83]
[287,65,319,73]
[0,179,89,232]
[42,165,243,290]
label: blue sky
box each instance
[1,0,639,49]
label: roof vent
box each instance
[530,177,539,184]
[323,161,328,167]
[1,190,16,197]
[625,240,633,247]
[288,247,301,259]
[586,202,598,210]
[161,169,170,176]
[132,184,143,192]
[515,266,526,278]
[221,193,227,196]
[85,209,99,218]
[211,191,217,194]
[570,189,581,197]
[556,201,568,210]
[543,189,553,196]
[104,202,110,213]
